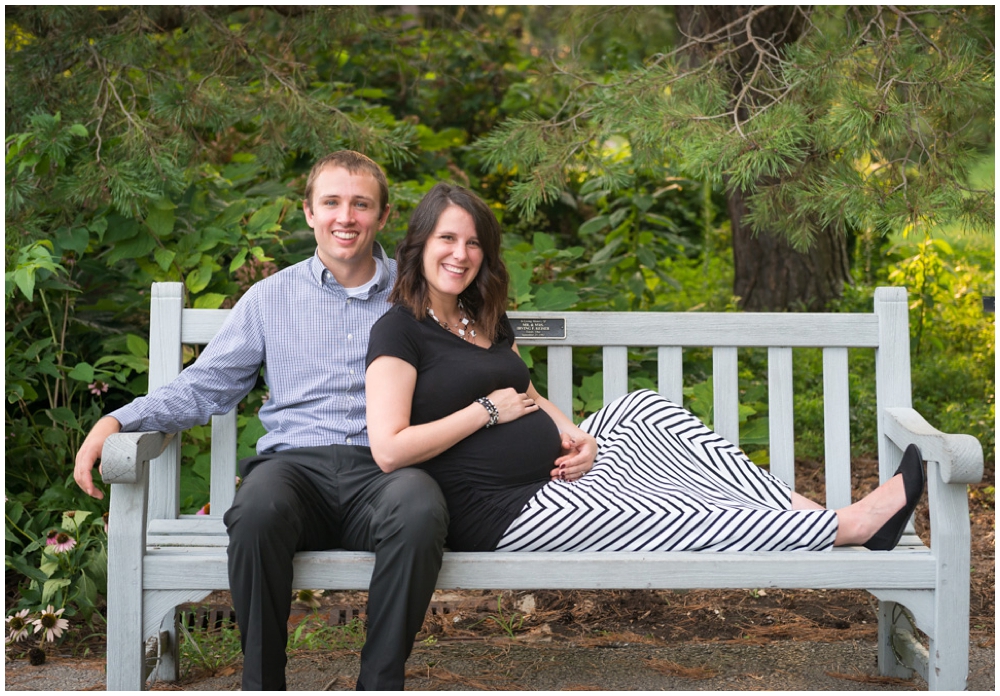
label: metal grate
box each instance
[180,604,237,631]
[178,598,474,630]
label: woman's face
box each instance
[421,204,484,306]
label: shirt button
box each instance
[346,438,352,444]
[346,299,351,305]
[347,334,353,340]
[350,369,355,375]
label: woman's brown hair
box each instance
[390,183,510,342]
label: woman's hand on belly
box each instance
[551,431,598,481]
[487,387,540,424]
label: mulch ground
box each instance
[6,456,994,672]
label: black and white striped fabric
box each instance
[496,390,839,552]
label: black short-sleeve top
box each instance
[366,305,562,551]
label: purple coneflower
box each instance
[32,606,69,644]
[45,530,59,545]
[196,502,210,515]
[88,381,109,396]
[50,532,76,553]
[6,609,31,644]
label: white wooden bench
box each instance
[101,283,983,690]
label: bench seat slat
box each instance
[143,549,935,592]
[148,536,231,548]
[148,518,227,535]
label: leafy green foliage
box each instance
[4,6,541,617]
[476,7,994,250]
[5,6,993,626]
[5,501,108,619]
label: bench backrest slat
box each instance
[179,310,882,348]
[210,412,238,515]
[148,284,184,522]
[767,347,795,487]
[510,312,880,348]
[180,309,232,344]
[823,347,853,509]
[712,347,740,445]
[874,288,913,482]
[602,346,629,406]
[545,345,574,416]
[657,346,684,405]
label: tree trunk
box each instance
[674,6,852,311]
[729,188,851,311]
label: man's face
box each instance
[303,165,390,282]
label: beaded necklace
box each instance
[427,301,478,342]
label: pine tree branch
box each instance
[84,43,148,151]
[885,5,945,57]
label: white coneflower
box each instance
[6,609,31,644]
[292,589,324,609]
[32,606,69,644]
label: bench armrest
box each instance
[101,431,175,484]
[884,407,983,484]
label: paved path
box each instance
[6,639,994,691]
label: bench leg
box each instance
[926,466,972,690]
[143,590,214,684]
[876,600,914,679]
[150,610,181,683]
[106,478,149,691]
[927,596,970,690]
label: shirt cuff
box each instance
[107,403,145,432]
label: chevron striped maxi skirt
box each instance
[496,390,839,552]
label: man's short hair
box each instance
[304,151,390,213]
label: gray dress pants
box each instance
[224,445,448,690]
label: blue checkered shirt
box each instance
[110,246,396,453]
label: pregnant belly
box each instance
[439,409,563,488]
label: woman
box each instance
[365,182,924,554]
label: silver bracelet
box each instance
[475,397,499,428]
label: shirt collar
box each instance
[309,243,391,297]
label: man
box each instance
[74,151,449,690]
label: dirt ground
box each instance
[5,456,994,690]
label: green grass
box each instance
[177,613,367,678]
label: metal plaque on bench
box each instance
[511,317,566,339]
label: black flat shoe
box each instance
[863,444,925,551]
